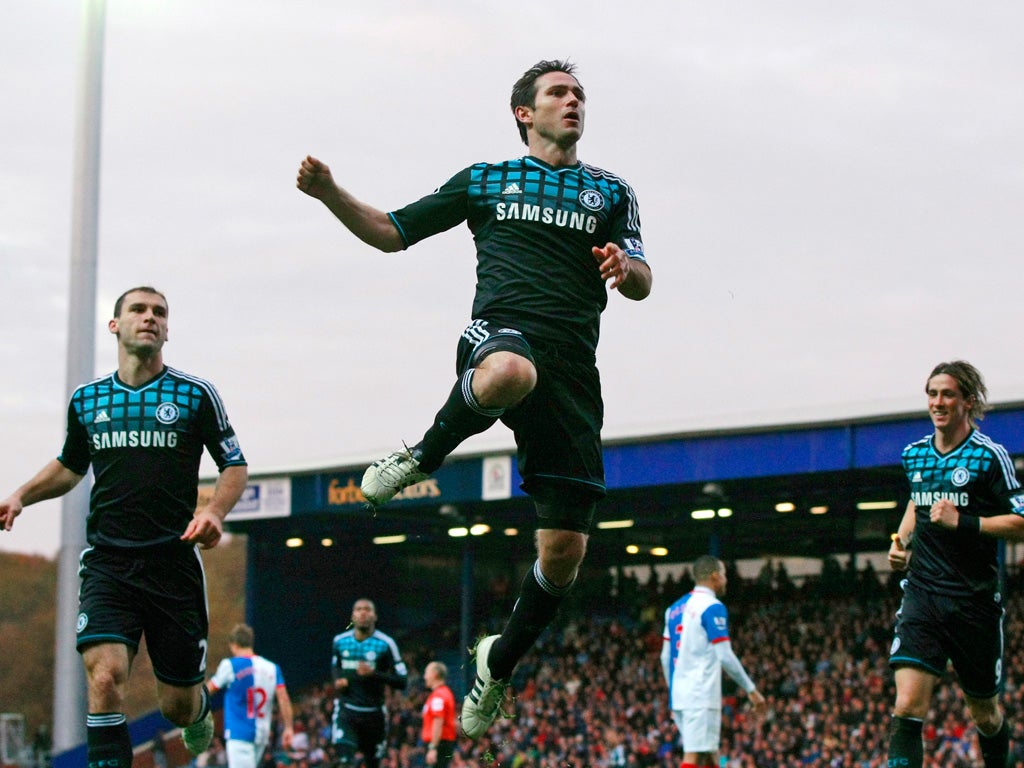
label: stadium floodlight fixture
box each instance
[650,547,669,557]
[470,523,491,536]
[321,538,334,547]
[597,519,634,529]
[856,500,898,510]
[285,537,304,548]
[448,527,469,538]
[775,502,796,513]
[504,527,519,536]
[625,544,640,554]
[372,534,407,545]
[717,508,733,518]
[810,506,829,515]
[691,509,715,520]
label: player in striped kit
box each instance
[887,361,1024,768]
[661,556,765,768]
[297,58,652,740]
[208,624,294,768]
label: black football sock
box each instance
[888,715,923,768]
[978,717,1008,768]
[416,369,502,473]
[192,685,210,723]
[86,713,132,768]
[487,560,575,680]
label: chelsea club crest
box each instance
[156,402,180,425]
[578,189,604,211]
[950,466,971,487]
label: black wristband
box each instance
[957,514,981,536]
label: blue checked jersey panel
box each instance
[330,629,408,711]
[58,366,246,549]
[901,429,1024,596]
[388,156,645,358]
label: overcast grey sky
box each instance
[3,0,1023,558]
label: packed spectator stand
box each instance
[207,559,1024,768]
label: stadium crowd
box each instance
[199,559,1024,768]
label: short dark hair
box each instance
[693,555,722,582]
[927,360,989,424]
[228,623,255,649]
[113,286,167,318]
[510,59,581,146]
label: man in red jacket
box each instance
[421,662,457,767]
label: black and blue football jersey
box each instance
[389,156,646,358]
[59,366,246,548]
[902,429,1024,595]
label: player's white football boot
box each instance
[181,710,214,756]
[360,447,429,507]
[460,634,510,739]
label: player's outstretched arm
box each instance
[296,155,405,253]
[0,459,84,532]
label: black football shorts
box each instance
[890,579,1004,699]
[77,545,209,686]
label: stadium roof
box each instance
[221,403,1024,688]
[224,402,1024,566]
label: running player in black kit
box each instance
[297,59,652,739]
[329,599,408,768]
[887,360,1024,768]
[0,286,249,768]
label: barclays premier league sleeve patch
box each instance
[622,236,645,261]
[220,435,242,461]
[1010,493,1024,516]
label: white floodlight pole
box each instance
[54,0,106,751]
